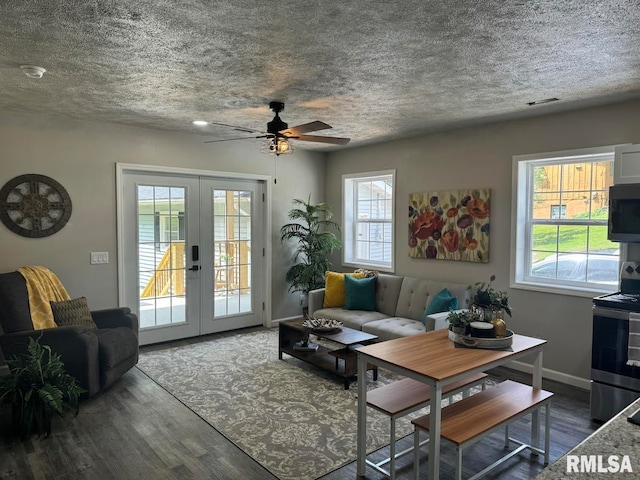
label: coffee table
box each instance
[278,318,378,389]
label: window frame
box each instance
[342,170,395,272]
[510,145,621,297]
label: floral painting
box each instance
[408,188,490,262]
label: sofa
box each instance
[308,273,469,341]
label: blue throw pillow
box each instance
[344,275,377,311]
[422,288,458,325]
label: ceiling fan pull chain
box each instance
[274,156,277,184]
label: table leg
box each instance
[427,382,442,480]
[356,352,367,476]
[531,351,543,451]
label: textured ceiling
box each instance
[1,0,640,151]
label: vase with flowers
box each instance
[468,275,511,337]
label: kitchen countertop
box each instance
[535,398,640,479]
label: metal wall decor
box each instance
[0,174,72,238]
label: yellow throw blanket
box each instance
[18,265,71,330]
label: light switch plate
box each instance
[90,252,109,264]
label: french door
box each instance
[120,170,265,345]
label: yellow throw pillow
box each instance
[323,271,366,308]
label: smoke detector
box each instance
[20,65,46,79]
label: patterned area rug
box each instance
[137,328,488,480]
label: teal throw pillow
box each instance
[344,275,377,311]
[422,288,458,325]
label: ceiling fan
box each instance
[203,101,350,155]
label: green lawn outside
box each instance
[532,224,618,255]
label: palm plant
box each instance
[280,196,342,298]
[0,336,85,439]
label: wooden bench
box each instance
[411,380,553,480]
[366,372,488,479]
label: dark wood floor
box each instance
[0,330,600,480]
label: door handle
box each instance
[189,265,201,271]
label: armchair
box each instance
[0,270,139,397]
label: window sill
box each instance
[342,261,394,274]
[510,280,616,299]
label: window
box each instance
[343,170,395,271]
[511,146,619,295]
[550,205,566,219]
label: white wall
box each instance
[0,113,325,322]
[325,99,640,384]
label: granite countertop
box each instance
[535,398,640,479]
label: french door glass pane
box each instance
[137,185,187,328]
[212,189,252,317]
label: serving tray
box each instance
[448,329,514,349]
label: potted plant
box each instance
[280,196,342,314]
[468,275,512,319]
[446,309,473,335]
[0,336,85,440]
[467,275,511,337]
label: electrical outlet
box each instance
[90,252,109,264]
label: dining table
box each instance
[356,328,547,479]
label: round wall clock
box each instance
[0,174,72,238]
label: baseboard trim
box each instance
[507,360,591,391]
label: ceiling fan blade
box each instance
[204,135,270,144]
[296,134,351,145]
[280,121,332,136]
[209,122,265,134]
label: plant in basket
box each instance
[446,309,474,335]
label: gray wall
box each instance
[0,113,325,322]
[3,99,640,384]
[324,99,640,384]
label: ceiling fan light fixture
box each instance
[192,120,208,126]
[260,138,293,156]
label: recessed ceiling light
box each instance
[20,65,46,79]
[527,97,559,106]
[192,120,208,126]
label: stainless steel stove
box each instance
[592,261,640,421]
[594,262,640,310]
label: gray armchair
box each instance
[0,271,139,397]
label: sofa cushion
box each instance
[50,297,98,329]
[312,307,389,331]
[344,275,377,311]
[423,288,458,322]
[362,317,426,341]
[94,327,139,369]
[375,274,404,317]
[323,271,365,308]
[395,277,433,321]
[0,271,34,333]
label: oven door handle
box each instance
[593,306,630,319]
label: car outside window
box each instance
[511,146,619,295]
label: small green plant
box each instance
[446,309,474,329]
[468,274,512,317]
[0,337,85,440]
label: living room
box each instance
[2,1,640,479]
